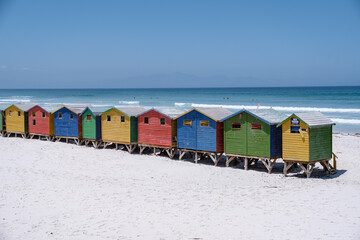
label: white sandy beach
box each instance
[0,134,360,240]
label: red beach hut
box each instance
[137,109,178,158]
[27,105,57,140]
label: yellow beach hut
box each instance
[277,112,336,178]
[4,104,36,138]
[101,106,146,153]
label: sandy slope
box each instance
[0,134,359,240]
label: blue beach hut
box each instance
[174,107,232,165]
[53,105,87,144]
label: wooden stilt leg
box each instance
[226,156,235,167]
[244,157,249,170]
[179,150,186,160]
[283,161,294,177]
[299,163,315,178]
[194,152,198,164]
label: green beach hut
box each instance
[221,108,287,173]
[80,106,109,148]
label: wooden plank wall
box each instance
[282,119,309,161]
[101,109,130,143]
[138,110,172,147]
[5,106,25,133]
[28,106,50,135]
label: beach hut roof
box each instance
[174,107,232,121]
[221,108,287,125]
[5,104,37,112]
[136,108,179,119]
[53,105,88,114]
[116,106,147,117]
[28,104,62,113]
[277,112,335,128]
[0,103,11,111]
[81,106,112,116]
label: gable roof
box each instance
[277,112,335,128]
[136,108,179,119]
[81,106,113,116]
[27,105,62,113]
[102,106,147,117]
[221,108,287,125]
[53,105,88,114]
[5,104,36,112]
[174,107,232,121]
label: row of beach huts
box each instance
[0,104,337,178]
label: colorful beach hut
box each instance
[27,105,57,140]
[101,106,146,153]
[136,109,178,158]
[80,106,108,148]
[174,107,232,165]
[53,105,87,144]
[221,108,287,172]
[4,104,35,138]
[277,112,335,178]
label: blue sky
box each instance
[0,0,359,88]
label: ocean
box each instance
[0,86,359,133]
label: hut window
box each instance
[251,123,262,130]
[231,122,241,129]
[70,113,74,119]
[87,115,91,120]
[9,111,12,116]
[183,120,192,126]
[121,116,125,122]
[107,115,111,121]
[160,118,165,125]
[290,126,300,133]
[18,111,21,117]
[200,120,209,127]
[32,119,36,125]
[58,112,62,119]
[237,114,242,119]
[42,112,46,118]
[32,111,35,117]
[144,117,149,124]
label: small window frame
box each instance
[160,118,165,125]
[231,122,242,129]
[290,126,300,133]
[251,123,262,130]
[87,115,92,121]
[183,120,192,126]
[58,112,62,119]
[200,120,209,127]
[144,117,149,124]
[32,119,36,125]
[18,111,21,117]
[121,116,125,122]
[9,110,12,116]
[42,112,46,118]
[107,115,111,122]
[32,111,36,117]
[70,113,74,119]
